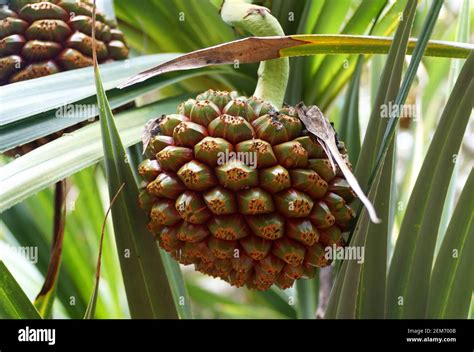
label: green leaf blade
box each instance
[0,261,42,319]
[386,53,474,318]
[93,58,178,318]
[427,171,474,318]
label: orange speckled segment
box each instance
[1,0,129,85]
[138,90,356,290]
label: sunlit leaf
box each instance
[93,44,178,318]
[427,171,474,318]
[0,261,41,319]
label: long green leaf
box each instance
[357,0,444,319]
[355,142,394,318]
[327,0,418,318]
[338,56,363,164]
[312,0,408,109]
[0,97,182,213]
[295,278,318,319]
[285,0,325,104]
[306,0,352,77]
[427,171,474,318]
[271,0,308,35]
[386,52,474,318]
[119,34,472,89]
[0,54,177,126]
[371,0,444,188]
[0,67,247,153]
[0,261,41,319]
[115,0,234,53]
[33,181,66,319]
[124,144,192,319]
[437,0,471,241]
[93,50,178,318]
[305,0,388,104]
[160,252,193,319]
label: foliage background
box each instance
[0,0,472,319]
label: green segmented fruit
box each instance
[328,177,356,202]
[173,121,208,148]
[215,160,258,191]
[21,39,61,60]
[240,235,272,260]
[237,188,274,215]
[0,55,24,80]
[175,191,212,224]
[196,89,234,109]
[66,31,108,60]
[260,165,291,193]
[203,187,237,215]
[235,139,277,168]
[156,146,193,172]
[177,160,217,191]
[208,114,254,144]
[0,17,29,38]
[144,135,174,159]
[223,98,250,118]
[0,34,25,56]
[146,172,185,199]
[246,96,273,121]
[246,214,285,240]
[189,100,220,126]
[139,91,357,290]
[293,136,326,158]
[138,159,161,182]
[308,158,337,182]
[176,222,209,243]
[157,114,189,136]
[25,19,71,41]
[150,199,181,226]
[195,137,233,167]
[107,39,128,60]
[9,59,58,81]
[290,169,328,198]
[305,242,331,267]
[19,2,68,22]
[252,114,290,145]
[208,236,237,259]
[1,0,129,156]
[259,254,284,275]
[208,215,249,240]
[273,141,308,169]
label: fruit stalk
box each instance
[220,0,289,108]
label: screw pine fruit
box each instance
[0,0,129,85]
[139,90,356,290]
[1,0,130,156]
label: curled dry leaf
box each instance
[117,36,298,88]
[117,35,472,89]
[296,103,381,224]
[142,117,163,154]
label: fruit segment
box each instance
[1,0,129,85]
[138,90,356,290]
